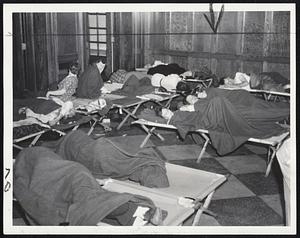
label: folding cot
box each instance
[219,86,290,102]
[247,89,290,102]
[184,78,213,89]
[97,162,227,226]
[131,119,290,177]
[13,115,93,150]
[110,92,179,130]
[72,80,180,131]
[13,162,227,226]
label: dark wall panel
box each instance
[57,13,77,59]
[142,11,290,80]
[243,12,265,56]
[33,14,49,91]
[169,12,193,51]
[193,12,211,52]
[268,11,290,57]
[217,12,240,54]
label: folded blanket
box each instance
[43,130,169,188]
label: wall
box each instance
[13,12,85,96]
[141,11,290,80]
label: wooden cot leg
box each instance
[152,130,165,141]
[196,133,210,163]
[267,94,272,101]
[13,144,24,150]
[88,119,98,135]
[52,129,66,136]
[72,125,80,131]
[192,191,215,226]
[117,103,142,130]
[265,146,276,177]
[164,97,173,108]
[29,134,43,147]
[139,125,165,148]
[140,127,155,148]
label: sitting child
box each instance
[76,58,107,99]
[15,62,80,126]
[46,61,80,102]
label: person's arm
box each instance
[179,104,195,112]
[46,88,66,98]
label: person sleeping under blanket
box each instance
[249,72,290,92]
[14,146,166,226]
[42,130,169,188]
[113,73,155,97]
[138,88,290,155]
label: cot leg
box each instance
[192,191,214,226]
[51,129,66,136]
[88,119,98,135]
[140,127,155,148]
[196,133,210,163]
[117,103,142,130]
[72,125,80,131]
[139,125,165,148]
[152,130,165,141]
[267,93,272,101]
[265,146,276,177]
[13,144,24,150]
[29,134,42,147]
[164,97,173,108]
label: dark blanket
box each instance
[170,88,290,155]
[43,130,169,188]
[77,65,104,99]
[13,98,61,121]
[147,63,186,76]
[14,146,156,225]
[250,72,289,92]
[114,75,155,98]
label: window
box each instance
[87,13,107,58]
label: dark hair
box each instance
[89,56,107,65]
[176,81,190,92]
[219,77,226,85]
[69,61,80,75]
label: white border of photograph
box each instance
[3,3,296,235]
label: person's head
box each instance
[154,105,174,120]
[69,62,80,76]
[186,95,199,105]
[176,81,190,93]
[250,73,260,88]
[161,108,174,120]
[197,90,207,98]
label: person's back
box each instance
[76,60,106,99]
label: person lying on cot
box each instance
[14,146,167,226]
[150,87,289,155]
[43,130,170,188]
[18,100,75,126]
[17,62,80,126]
